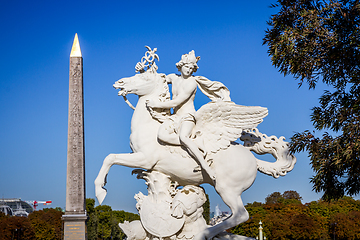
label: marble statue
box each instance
[95,46,296,240]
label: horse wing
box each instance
[193,101,268,154]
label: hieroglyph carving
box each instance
[95,47,296,240]
[67,55,85,213]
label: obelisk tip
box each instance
[70,33,82,57]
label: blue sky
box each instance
[1,0,354,213]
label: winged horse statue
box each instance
[95,47,296,240]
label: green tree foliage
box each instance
[86,198,98,240]
[86,198,95,215]
[112,210,140,240]
[263,0,360,200]
[0,208,63,240]
[202,193,210,224]
[289,213,321,240]
[231,191,360,239]
[0,201,141,240]
[282,190,302,201]
[265,190,302,204]
[28,208,63,240]
[0,212,8,221]
[265,191,283,204]
[0,215,35,240]
[86,198,140,240]
[330,211,360,239]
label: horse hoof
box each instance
[95,186,107,205]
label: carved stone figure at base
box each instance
[95,47,296,240]
[120,170,255,240]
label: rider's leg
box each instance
[157,121,181,145]
[179,121,216,181]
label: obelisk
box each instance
[62,33,87,240]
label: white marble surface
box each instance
[95,47,296,240]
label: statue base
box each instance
[119,170,256,240]
[62,213,88,240]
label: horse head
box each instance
[113,71,170,101]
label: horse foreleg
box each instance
[94,152,148,204]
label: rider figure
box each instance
[147,50,230,182]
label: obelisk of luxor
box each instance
[62,33,87,240]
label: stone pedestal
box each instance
[62,214,88,240]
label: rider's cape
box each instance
[195,76,231,102]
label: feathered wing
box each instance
[193,101,268,154]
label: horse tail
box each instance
[240,128,297,178]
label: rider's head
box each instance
[176,50,200,74]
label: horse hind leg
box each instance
[196,189,249,240]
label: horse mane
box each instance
[145,72,172,123]
[156,73,171,103]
